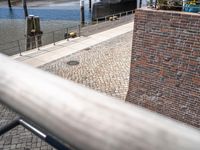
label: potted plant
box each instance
[157,0,182,10]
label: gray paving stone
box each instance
[41,31,132,100]
[0,31,132,149]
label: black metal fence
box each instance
[0,10,134,56]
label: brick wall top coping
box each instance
[138,8,200,17]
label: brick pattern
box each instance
[126,9,200,127]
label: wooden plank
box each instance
[0,54,199,150]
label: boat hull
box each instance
[92,0,137,20]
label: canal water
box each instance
[0,0,93,48]
[0,1,92,21]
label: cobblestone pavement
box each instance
[41,31,132,100]
[0,104,56,150]
[0,31,132,149]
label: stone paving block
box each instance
[41,31,132,100]
[0,31,132,149]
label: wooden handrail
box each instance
[0,54,199,150]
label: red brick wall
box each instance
[126,9,200,127]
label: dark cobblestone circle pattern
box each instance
[67,60,79,66]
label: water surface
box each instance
[0,1,92,46]
[0,1,91,21]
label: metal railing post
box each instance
[53,31,55,45]
[0,117,71,150]
[155,0,157,9]
[17,40,22,56]
[78,25,81,37]
[139,0,142,8]
[33,36,36,49]
[96,18,98,24]
[126,11,128,21]
[37,35,40,50]
[24,35,27,52]
[150,0,153,7]
[35,36,38,50]
[0,117,20,135]
[66,28,69,41]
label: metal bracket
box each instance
[0,117,70,150]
